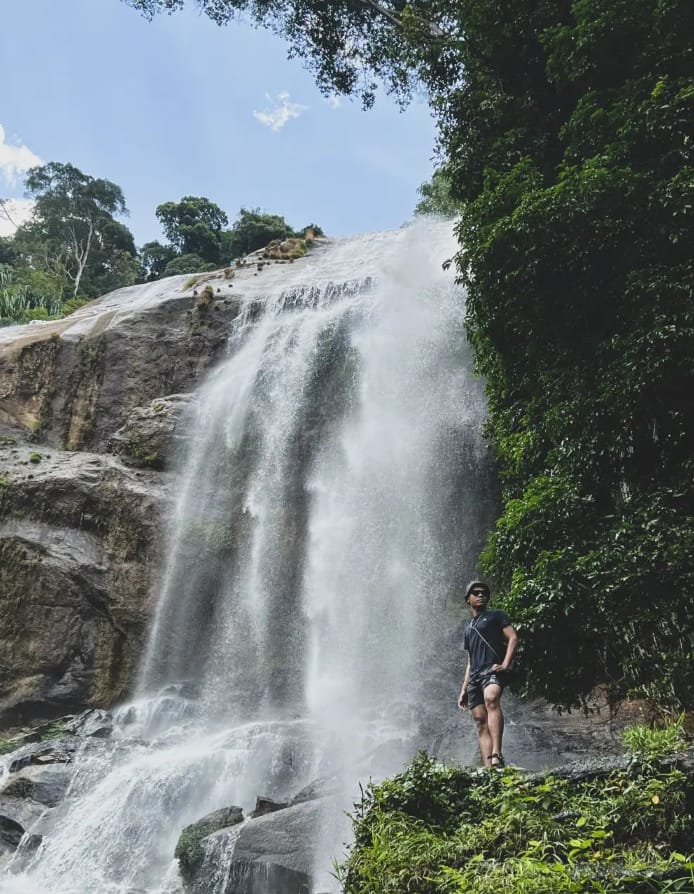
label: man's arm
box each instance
[491,625,519,673]
[458,655,471,709]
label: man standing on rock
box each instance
[458,580,518,768]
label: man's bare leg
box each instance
[484,684,504,759]
[471,704,492,766]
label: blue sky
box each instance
[0,0,437,244]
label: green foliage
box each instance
[174,808,243,884]
[18,161,137,299]
[622,716,689,762]
[0,737,20,755]
[340,752,694,894]
[458,0,694,711]
[28,452,42,464]
[0,264,62,324]
[174,824,207,884]
[300,222,325,237]
[41,719,70,740]
[162,253,217,277]
[156,196,228,264]
[180,519,234,556]
[140,240,177,280]
[222,207,297,259]
[1,162,139,318]
[61,296,93,316]
[415,170,461,218]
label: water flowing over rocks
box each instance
[0,264,300,728]
[181,794,331,894]
[0,225,643,894]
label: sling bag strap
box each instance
[470,617,503,664]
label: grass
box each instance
[622,714,688,762]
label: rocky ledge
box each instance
[0,444,170,726]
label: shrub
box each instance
[622,715,689,762]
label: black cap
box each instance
[465,580,490,601]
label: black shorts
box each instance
[468,668,508,710]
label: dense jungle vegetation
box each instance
[0,165,318,323]
[127,0,694,711]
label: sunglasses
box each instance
[470,589,489,597]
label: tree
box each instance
[127,0,694,711]
[414,170,460,217]
[0,236,18,267]
[155,196,228,263]
[162,253,217,277]
[141,240,177,280]
[222,207,296,259]
[19,162,136,298]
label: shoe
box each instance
[489,753,505,768]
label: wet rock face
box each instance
[107,393,195,469]
[180,794,330,894]
[0,273,244,729]
[0,444,170,727]
[0,277,240,451]
[0,710,114,872]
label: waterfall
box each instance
[1,220,493,893]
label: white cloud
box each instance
[325,96,342,110]
[0,198,35,237]
[253,91,309,132]
[0,124,42,187]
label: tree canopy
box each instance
[414,170,460,217]
[20,162,138,298]
[155,195,229,263]
[0,162,140,322]
[222,207,297,258]
[1,164,319,322]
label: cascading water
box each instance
[1,220,495,893]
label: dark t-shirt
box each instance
[463,609,512,675]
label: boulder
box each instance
[175,805,244,885]
[1,763,72,807]
[7,738,79,774]
[0,762,73,833]
[61,707,113,738]
[0,814,24,849]
[195,797,330,894]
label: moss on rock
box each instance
[262,238,307,261]
[175,806,244,886]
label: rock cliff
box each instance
[0,267,265,728]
